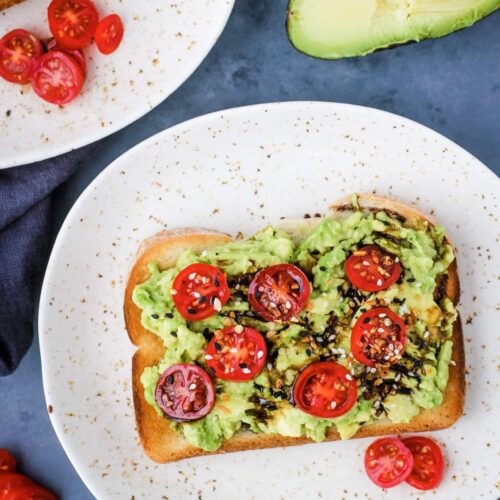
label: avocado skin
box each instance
[287,0,500,60]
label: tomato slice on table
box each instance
[402,436,444,490]
[172,263,230,320]
[0,29,44,84]
[48,0,99,50]
[345,245,401,292]
[94,14,124,55]
[351,307,407,367]
[0,473,33,493]
[293,361,357,418]
[32,51,84,105]
[365,437,414,488]
[155,364,214,421]
[46,38,87,76]
[205,326,267,382]
[0,449,16,473]
[3,484,56,500]
[248,264,310,322]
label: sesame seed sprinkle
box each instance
[234,325,243,333]
[188,383,196,390]
[376,279,382,286]
[188,272,196,280]
[205,354,213,360]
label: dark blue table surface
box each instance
[1,2,499,498]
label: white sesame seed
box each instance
[392,384,398,390]
[415,282,422,288]
[230,347,238,353]
[388,343,394,350]
[408,371,415,377]
[285,300,292,309]
[346,374,353,381]
[384,318,392,326]
[269,301,276,308]
[188,272,196,280]
[201,250,207,257]
[395,257,399,263]
[394,348,400,355]
[193,292,201,298]
[201,276,209,284]
[242,368,251,374]
[330,401,337,409]
[267,363,272,370]
[257,350,264,359]
[188,383,196,390]
[377,328,384,333]
[374,400,381,408]
[376,279,382,286]
[395,373,401,382]
[378,313,387,318]
[235,284,240,290]
[213,298,222,311]
[371,367,377,373]
[363,261,370,266]
[234,325,243,334]
[399,305,409,315]
[205,354,213,360]
[290,316,298,322]
[328,334,336,341]
[340,353,346,359]
[170,289,177,295]
[331,348,338,354]
[384,297,391,304]
[450,360,456,366]
[424,331,430,338]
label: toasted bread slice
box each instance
[0,0,25,11]
[124,195,465,463]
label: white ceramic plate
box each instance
[39,102,499,499]
[0,0,233,168]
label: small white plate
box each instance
[0,0,234,168]
[39,102,499,499]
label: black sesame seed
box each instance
[306,348,312,357]
[363,316,371,324]
[300,330,308,338]
[199,296,207,304]
[239,363,248,369]
[203,328,210,336]
[214,277,220,287]
[164,312,174,318]
[311,249,320,255]
[187,308,196,314]
[167,375,174,384]
[171,331,178,337]
[255,291,262,299]
[319,266,326,271]
[208,366,216,374]
[407,277,416,283]
[151,314,159,319]
[214,342,222,352]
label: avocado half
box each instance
[287,0,500,59]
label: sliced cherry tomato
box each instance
[46,38,86,76]
[94,14,124,55]
[0,29,44,84]
[3,484,56,500]
[205,326,267,382]
[365,437,414,488]
[293,361,357,418]
[248,264,310,322]
[48,0,98,50]
[172,263,230,321]
[155,364,214,421]
[351,307,407,367]
[0,449,16,473]
[0,473,33,493]
[402,436,444,490]
[345,245,401,292]
[32,51,84,105]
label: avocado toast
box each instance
[124,194,464,463]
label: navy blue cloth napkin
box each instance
[0,145,95,376]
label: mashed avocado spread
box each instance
[133,204,456,451]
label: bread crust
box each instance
[125,195,465,463]
[0,0,25,11]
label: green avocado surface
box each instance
[287,0,500,59]
[133,205,457,451]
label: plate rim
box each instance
[38,100,498,498]
[0,0,235,169]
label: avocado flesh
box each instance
[287,0,500,59]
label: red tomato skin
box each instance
[32,51,84,105]
[345,245,401,292]
[94,14,124,55]
[402,436,445,490]
[293,361,357,418]
[0,473,33,492]
[172,263,230,321]
[48,0,99,50]
[0,29,44,84]
[46,38,87,77]
[0,449,16,473]
[155,364,215,421]
[248,264,311,322]
[3,484,56,500]
[350,307,407,367]
[205,326,267,382]
[364,437,414,488]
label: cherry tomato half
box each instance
[3,484,56,500]
[94,14,124,55]
[32,51,84,105]
[155,364,214,421]
[365,437,414,488]
[402,436,445,490]
[0,473,33,493]
[172,263,230,321]
[0,449,16,473]
[0,29,44,84]
[248,264,310,322]
[48,0,99,50]
[345,245,401,292]
[351,308,407,367]
[46,38,87,77]
[205,326,267,382]
[293,361,357,418]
